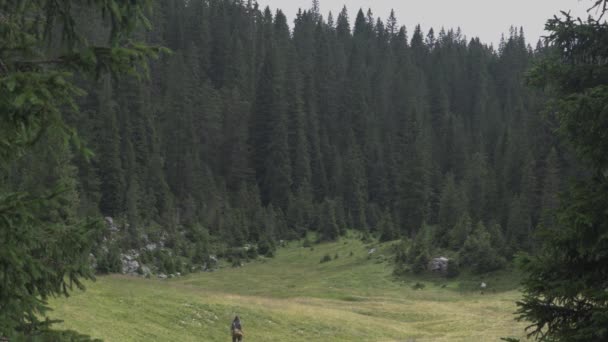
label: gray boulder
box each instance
[120,251,141,275]
[428,257,449,274]
[145,243,158,252]
[105,217,119,232]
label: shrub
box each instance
[447,259,461,278]
[412,282,426,290]
[246,246,258,259]
[412,249,430,274]
[320,254,332,263]
[258,239,275,257]
[460,221,506,274]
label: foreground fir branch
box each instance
[516,1,608,340]
[0,0,164,338]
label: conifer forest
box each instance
[2,0,607,341]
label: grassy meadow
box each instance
[49,235,529,341]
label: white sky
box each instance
[256,0,594,46]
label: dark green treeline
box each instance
[7,1,566,269]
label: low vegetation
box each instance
[50,235,528,341]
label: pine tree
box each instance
[437,173,465,246]
[460,221,506,274]
[506,195,532,252]
[378,209,397,242]
[448,213,473,250]
[539,148,560,230]
[517,3,608,339]
[0,0,162,337]
[95,78,126,218]
[409,226,432,274]
[319,199,340,241]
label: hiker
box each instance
[231,316,243,342]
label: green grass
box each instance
[49,235,529,341]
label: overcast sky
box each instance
[256,0,593,46]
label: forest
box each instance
[4,0,565,274]
[4,0,607,340]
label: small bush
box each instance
[447,259,461,278]
[246,246,258,259]
[334,253,339,260]
[412,282,426,290]
[258,239,275,258]
[320,254,332,263]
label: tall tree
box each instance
[517,2,608,340]
[0,0,162,337]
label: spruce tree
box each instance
[437,173,465,246]
[517,2,608,340]
[378,209,397,242]
[0,0,162,337]
[460,221,505,274]
[319,199,340,241]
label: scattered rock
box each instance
[140,265,152,277]
[368,248,377,255]
[119,250,142,275]
[158,273,168,279]
[145,243,158,251]
[105,217,119,233]
[202,255,219,272]
[428,257,449,274]
[121,254,140,275]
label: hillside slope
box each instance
[49,236,528,341]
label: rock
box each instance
[202,255,219,272]
[428,257,449,274]
[105,217,119,232]
[140,265,152,277]
[368,248,377,255]
[480,282,487,289]
[145,243,158,251]
[158,273,168,279]
[120,251,141,275]
[176,272,181,277]
[121,257,140,275]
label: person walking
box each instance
[231,316,243,342]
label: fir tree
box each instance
[0,0,162,337]
[517,2,608,339]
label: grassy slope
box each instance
[49,236,529,341]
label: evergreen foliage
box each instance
[0,0,162,338]
[0,0,576,336]
[516,1,608,340]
